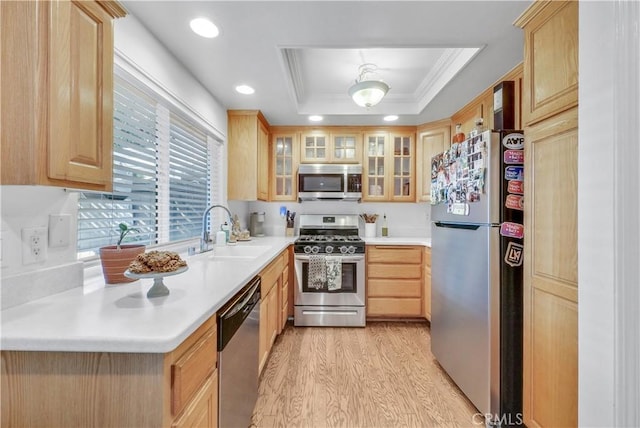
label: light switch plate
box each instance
[49,214,71,248]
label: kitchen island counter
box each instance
[0,237,294,354]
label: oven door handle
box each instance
[294,255,364,262]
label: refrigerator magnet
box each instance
[505,194,524,211]
[502,133,525,150]
[507,180,524,195]
[504,149,524,164]
[500,222,524,239]
[505,166,524,181]
[504,242,525,267]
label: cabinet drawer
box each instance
[368,279,422,298]
[172,327,217,416]
[367,246,423,264]
[367,297,422,317]
[368,264,422,279]
[261,255,283,295]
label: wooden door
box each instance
[424,247,432,321]
[257,119,270,200]
[523,108,578,427]
[519,1,578,126]
[389,133,415,201]
[516,3,579,426]
[258,297,269,373]
[300,131,329,163]
[267,285,279,348]
[171,372,218,428]
[48,0,116,188]
[363,132,389,201]
[271,133,298,201]
[416,120,451,202]
[331,131,362,163]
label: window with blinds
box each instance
[77,70,219,259]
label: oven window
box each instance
[299,174,343,192]
[301,261,357,293]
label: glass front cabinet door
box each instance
[363,133,388,200]
[272,133,298,201]
[331,131,362,163]
[300,131,329,163]
[391,133,415,201]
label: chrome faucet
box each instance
[201,204,233,252]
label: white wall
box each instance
[0,186,79,277]
[114,15,227,138]
[579,1,640,426]
[243,201,431,238]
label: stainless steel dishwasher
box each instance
[217,275,261,428]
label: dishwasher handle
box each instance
[218,276,261,352]
[222,280,260,320]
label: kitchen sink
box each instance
[208,245,271,260]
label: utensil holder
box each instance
[365,223,376,238]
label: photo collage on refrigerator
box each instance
[430,132,488,212]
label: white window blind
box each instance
[168,113,210,241]
[77,68,222,259]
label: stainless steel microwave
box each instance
[298,164,362,202]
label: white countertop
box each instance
[363,236,431,247]
[0,237,294,354]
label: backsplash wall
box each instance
[242,201,431,238]
[1,186,79,278]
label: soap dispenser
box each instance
[382,214,388,237]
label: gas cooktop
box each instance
[294,214,365,254]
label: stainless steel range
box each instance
[294,214,366,327]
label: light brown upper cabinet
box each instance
[416,120,451,202]
[299,129,362,163]
[515,1,579,426]
[227,110,270,201]
[363,132,391,201]
[271,133,298,201]
[517,1,578,126]
[362,130,415,202]
[1,0,126,191]
[330,130,362,163]
[300,130,330,163]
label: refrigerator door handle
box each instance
[434,222,481,231]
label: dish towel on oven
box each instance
[325,256,342,291]
[308,255,326,289]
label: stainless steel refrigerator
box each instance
[430,129,524,425]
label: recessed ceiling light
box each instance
[235,85,255,95]
[189,18,219,38]
[383,115,399,122]
[309,115,323,122]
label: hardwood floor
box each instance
[252,322,480,428]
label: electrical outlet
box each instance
[21,227,48,265]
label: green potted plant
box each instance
[99,223,145,284]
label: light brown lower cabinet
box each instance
[366,245,424,318]
[0,315,219,428]
[424,247,432,321]
[280,263,290,333]
[258,248,290,375]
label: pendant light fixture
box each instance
[348,64,390,108]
